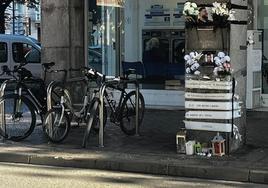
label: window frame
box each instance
[12,42,41,64]
[0,42,8,63]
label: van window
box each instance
[0,42,8,63]
[12,43,40,64]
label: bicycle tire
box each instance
[0,94,36,141]
[43,108,71,143]
[119,91,145,136]
[82,98,99,148]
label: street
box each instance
[0,162,265,188]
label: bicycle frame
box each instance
[0,79,44,114]
[104,87,128,123]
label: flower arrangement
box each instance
[183,2,199,16]
[213,52,232,76]
[183,2,199,28]
[212,2,234,27]
[184,52,203,75]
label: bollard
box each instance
[99,84,106,148]
[135,81,140,136]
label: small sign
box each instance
[144,4,171,26]
[185,101,241,110]
[186,80,233,90]
[184,121,233,132]
[185,110,241,120]
[97,0,124,7]
[185,92,233,100]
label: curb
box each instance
[0,151,263,184]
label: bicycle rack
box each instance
[0,80,8,141]
[98,79,140,148]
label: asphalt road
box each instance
[0,162,265,188]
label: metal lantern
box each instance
[211,133,225,157]
[176,129,187,154]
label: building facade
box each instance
[5,2,41,41]
[42,0,267,110]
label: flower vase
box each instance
[212,14,229,28]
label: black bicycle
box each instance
[0,61,67,141]
[82,69,145,148]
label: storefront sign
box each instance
[173,3,184,28]
[185,80,233,90]
[185,92,233,100]
[144,4,171,26]
[185,101,241,110]
[184,121,232,132]
[185,110,241,120]
[97,0,124,7]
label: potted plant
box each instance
[183,2,199,28]
[212,2,234,28]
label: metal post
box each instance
[0,81,8,141]
[99,83,106,148]
[135,81,140,136]
[12,0,15,34]
[46,82,54,138]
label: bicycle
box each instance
[0,61,68,141]
[43,67,107,143]
[82,69,145,148]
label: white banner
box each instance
[185,92,233,100]
[184,121,233,132]
[97,0,124,7]
[185,80,233,90]
[185,110,241,120]
[185,101,241,110]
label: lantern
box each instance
[176,129,187,154]
[211,133,225,156]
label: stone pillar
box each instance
[184,0,248,153]
[41,0,85,102]
[41,0,85,78]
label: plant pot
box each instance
[212,14,229,28]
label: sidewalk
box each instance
[0,109,268,184]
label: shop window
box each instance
[0,42,8,63]
[88,0,186,90]
[12,43,40,64]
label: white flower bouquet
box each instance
[213,52,232,76]
[183,2,199,16]
[212,2,234,27]
[184,52,203,76]
[183,2,199,28]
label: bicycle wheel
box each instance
[119,91,145,135]
[89,98,108,133]
[43,108,70,143]
[0,94,36,141]
[82,99,99,148]
[49,84,73,121]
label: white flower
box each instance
[224,56,231,62]
[185,2,191,7]
[188,7,195,15]
[186,67,191,74]
[184,55,191,61]
[194,70,201,75]
[212,2,230,17]
[218,52,225,58]
[191,3,197,8]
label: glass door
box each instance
[88,0,123,76]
